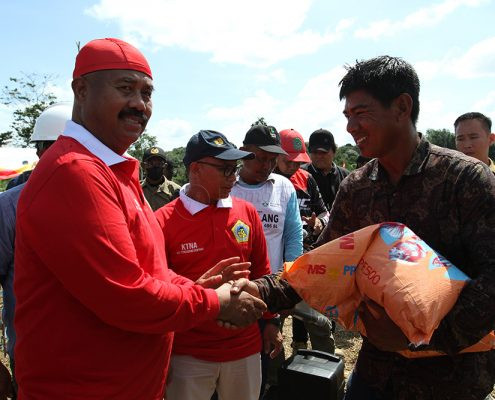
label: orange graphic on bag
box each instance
[281,222,494,357]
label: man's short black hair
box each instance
[339,56,420,126]
[454,112,492,132]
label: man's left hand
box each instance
[358,298,409,352]
[196,257,251,289]
[302,213,323,235]
[263,323,283,359]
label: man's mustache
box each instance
[118,108,149,123]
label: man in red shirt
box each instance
[13,38,266,400]
[155,130,281,400]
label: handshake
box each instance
[196,256,267,329]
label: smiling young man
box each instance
[13,38,266,400]
[312,55,495,400]
[455,112,495,173]
[155,130,280,400]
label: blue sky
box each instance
[1,0,494,151]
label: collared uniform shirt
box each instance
[316,138,495,399]
[231,173,303,272]
[155,185,271,362]
[14,121,220,400]
[489,157,495,173]
[141,177,180,211]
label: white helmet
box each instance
[31,103,72,142]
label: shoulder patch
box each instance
[231,219,250,243]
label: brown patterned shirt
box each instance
[313,137,495,399]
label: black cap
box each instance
[183,130,254,166]
[143,146,168,162]
[308,129,336,153]
[243,125,288,155]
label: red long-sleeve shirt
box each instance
[14,134,219,399]
[155,196,271,362]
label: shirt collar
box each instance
[309,162,337,176]
[236,173,276,187]
[489,158,495,173]
[179,183,232,215]
[62,120,127,167]
[369,136,430,181]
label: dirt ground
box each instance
[282,316,495,398]
[281,316,361,380]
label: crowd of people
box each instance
[0,37,494,400]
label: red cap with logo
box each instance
[73,38,152,79]
[279,129,311,163]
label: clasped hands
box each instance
[196,257,282,358]
[196,256,265,328]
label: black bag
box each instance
[278,349,345,400]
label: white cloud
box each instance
[417,98,458,133]
[204,66,353,147]
[47,80,74,103]
[450,37,495,78]
[255,69,287,84]
[145,67,354,151]
[147,117,194,150]
[416,36,495,80]
[471,91,495,121]
[86,0,353,67]
[355,0,488,40]
[0,103,13,136]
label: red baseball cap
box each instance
[73,38,152,79]
[279,129,311,163]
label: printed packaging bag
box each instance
[282,222,495,357]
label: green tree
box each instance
[0,179,10,192]
[0,131,12,147]
[1,73,57,147]
[425,129,455,150]
[251,117,268,127]
[335,144,359,170]
[165,147,187,185]
[127,131,158,161]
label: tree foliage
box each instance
[127,131,158,161]
[252,117,268,127]
[165,147,187,186]
[425,129,455,150]
[0,73,57,147]
[335,144,359,170]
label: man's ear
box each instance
[489,132,495,145]
[71,77,88,102]
[394,93,413,122]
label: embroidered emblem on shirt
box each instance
[177,242,204,255]
[231,220,250,243]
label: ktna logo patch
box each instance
[231,220,250,243]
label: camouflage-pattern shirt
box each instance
[313,137,495,399]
